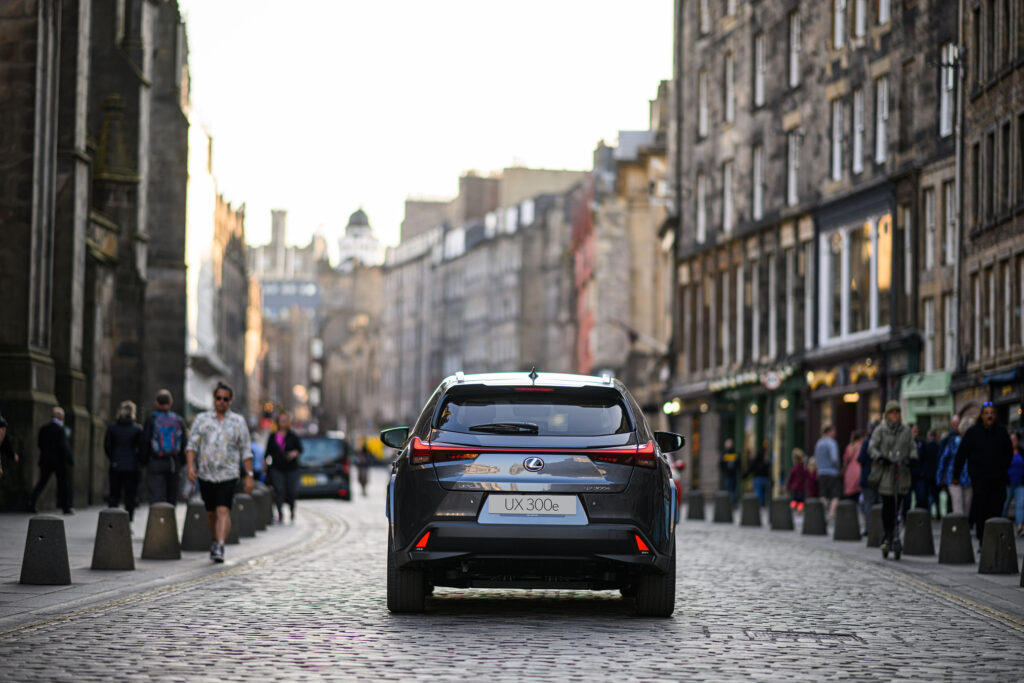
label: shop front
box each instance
[662,383,718,494]
[901,370,953,434]
[983,366,1024,432]
[805,358,884,458]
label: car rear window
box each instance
[298,438,346,466]
[435,387,633,437]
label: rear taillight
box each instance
[409,437,480,465]
[588,440,656,468]
[634,441,657,468]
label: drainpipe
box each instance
[953,0,965,384]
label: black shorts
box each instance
[818,474,842,499]
[199,478,238,511]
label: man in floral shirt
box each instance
[186,382,254,562]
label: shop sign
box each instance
[762,371,782,391]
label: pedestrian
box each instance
[841,429,863,504]
[869,401,916,558]
[952,402,1013,543]
[1003,431,1023,537]
[719,439,740,505]
[743,444,772,507]
[27,406,74,514]
[918,428,941,517]
[356,440,372,497]
[813,424,842,518]
[857,422,878,536]
[140,389,187,505]
[265,411,302,523]
[805,457,820,499]
[185,382,254,562]
[104,400,143,521]
[938,415,969,516]
[785,448,808,512]
[0,414,19,479]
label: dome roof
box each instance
[347,208,369,228]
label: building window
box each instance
[787,131,800,206]
[726,0,737,16]
[804,240,815,351]
[754,33,766,108]
[723,161,734,233]
[972,273,981,360]
[853,88,864,174]
[986,131,995,219]
[785,247,796,355]
[943,181,955,266]
[939,42,955,138]
[923,188,935,271]
[972,142,981,223]
[698,70,709,138]
[924,297,935,373]
[878,0,890,25]
[943,292,956,370]
[722,270,731,366]
[1001,121,1011,211]
[752,144,764,221]
[819,214,893,344]
[831,99,844,181]
[875,76,889,164]
[987,267,995,357]
[709,275,717,369]
[1018,256,1024,348]
[986,0,996,79]
[699,0,711,35]
[973,8,982,86]
[878,213,893,327]
[752,259,761,360]
[696,173,707,243]
[1000,260,1011,350]
[1019,113,1024,203]
[768,253,778,360]
[789,12,801,89]
[725,52,736,123]
[736,263,745,364]
[854,0,867,37]
[902,205,913,302]
[834,0,847,49]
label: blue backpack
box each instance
[151,412,183,459]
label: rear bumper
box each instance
[394,520,671,574]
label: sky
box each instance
[177,1,673,249]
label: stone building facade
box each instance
[0,0,189,510]
[667,0,958,495]
[955,1,1024,430]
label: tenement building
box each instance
[955,2,1024,430]
[666,0,958,495]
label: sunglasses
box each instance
[982,401,994,408]
[214,395,231,402]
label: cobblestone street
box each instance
[1,471,1022,682]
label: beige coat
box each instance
[868,420,915,496]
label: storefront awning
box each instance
[982,367,1021,385]
[900,370,951,399]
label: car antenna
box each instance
[528,366,538,384]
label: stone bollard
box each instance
[712,492,733,523]
[233,494,257,539]
[685,490,705,521]
[770,497,794,531]
[260,486,275,527]
[978,518,1018,574]
[20,515,71,585]
[903,508,935,556]
[91,508,134,570]
[227,503,240,545]
[833,500,860,541]
[180,502,213,552]
[938,513,975,564]
[250,490,268,531]
[740,494,761,527]
[141,503,181,560]
[802,498,827,535]
[866,504,885,548]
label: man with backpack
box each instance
[141,389,187,505]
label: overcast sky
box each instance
[178,1,673,249]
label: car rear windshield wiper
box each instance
[468,422,540,434]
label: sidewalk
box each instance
[0,501,315,633]
[684,504,1024,626]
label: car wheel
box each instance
[634,545,675,617]
[386,543,425,613]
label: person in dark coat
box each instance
[953,402,1013,543]
[265,411,303,523]
[917,428,941,518]
[743,445,772,507]
[0,414,19,479]
[104,400,144,521]
[27,406,74,514]
[857,423,877,535]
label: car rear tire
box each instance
[634,545,675,617]
[386,546,425,613]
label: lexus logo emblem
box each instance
[523,457,545,472]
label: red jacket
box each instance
[787,463,809,495]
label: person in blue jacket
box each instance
[937,415,970,517]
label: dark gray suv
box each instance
[381,371,685,616]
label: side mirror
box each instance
[380,426,410,450]
[654,431,686,453]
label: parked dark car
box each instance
[296,435,351,500]
[382,371,685,615]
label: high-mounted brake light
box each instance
[415,531,431,549]
[513,387,555,392]
[409,437,480,465]
[634,534,650,553]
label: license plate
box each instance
[301,474,324,487]
[487,494,577,516]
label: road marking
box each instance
[0,508,346,640]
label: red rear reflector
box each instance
[415,531,431,549]
[634,534,650,552]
